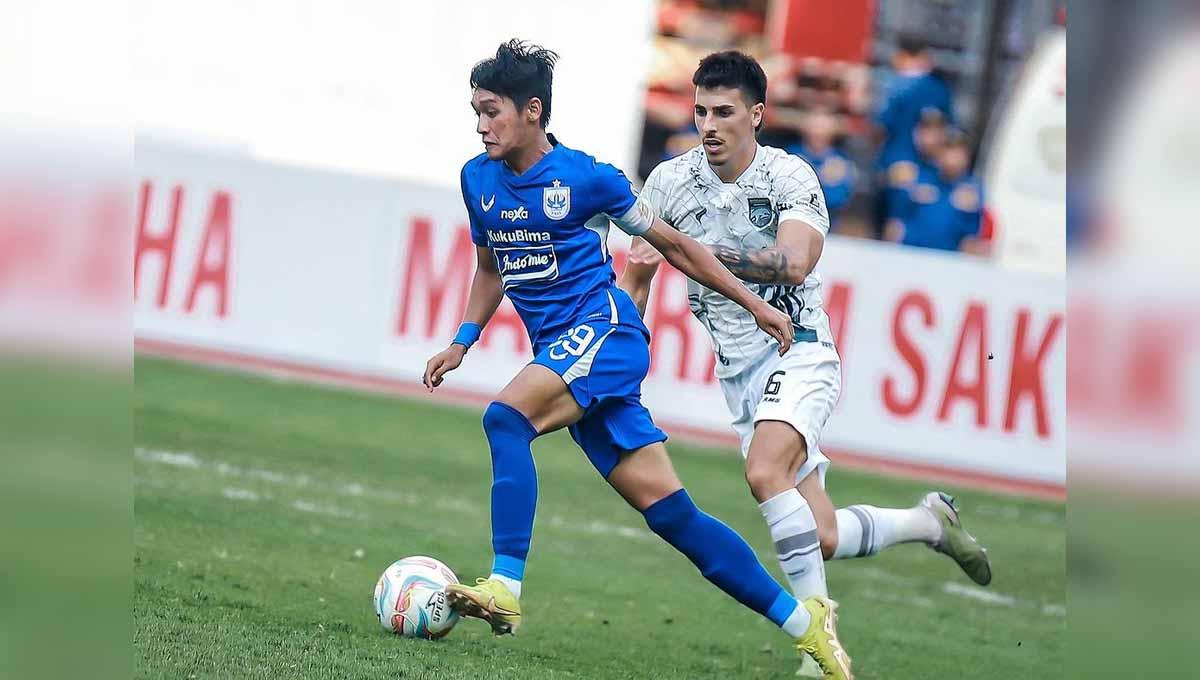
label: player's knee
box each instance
[482,401,537,443]
[743,456,790,501]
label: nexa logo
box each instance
[500,206,529,222]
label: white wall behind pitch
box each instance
[133,0,657,186]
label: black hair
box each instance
[896,32,929,56]
[943,127,971,149]
[470,39,559,128]
[692,51,768,131]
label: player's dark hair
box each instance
[896,32,929,56]
[692,51,768,131]
[943,127,971,149]
[470,39,559,128]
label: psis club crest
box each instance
[747,197,775,228]
[543,179,571,221]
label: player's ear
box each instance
[525,97,543,125]
[751,102,765,130]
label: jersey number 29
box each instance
[548,325,597,360]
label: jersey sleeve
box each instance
[637,164,677,229]
[459,165,488,247]
[775,158,831,236]
[592,162,652,236]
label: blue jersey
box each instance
[460,135,653,348]
[875,71,954,168]
[883,153,939,221]
[786,143,856,216]
[900,174,983,252]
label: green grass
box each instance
[134,356,1065,679]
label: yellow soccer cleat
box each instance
[794,596,853,680]
[444,578,522,636]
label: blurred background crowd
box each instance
[638,0,1066,257]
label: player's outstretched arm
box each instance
[707,220,824,285]
[616,237,663,318]
[640,218,793,355]
[423,246,504,390]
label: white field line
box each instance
[290,499,363,520]
[221,487,263,501]
[941,582,1065,617]
[136,448,201,468]
[969,502,1063,526]
[136,447,650,539]
[546,515,656,542]
[857,587,936,609]
[942,581,1016,606]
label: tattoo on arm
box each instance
[710,245,792,284]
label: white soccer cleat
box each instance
[921,491,993,586]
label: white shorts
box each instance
[718,341,842,487]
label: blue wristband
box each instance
[451,322,481,350]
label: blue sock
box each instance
[482,401,538,582]
[643,489,799,627]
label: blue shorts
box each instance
[531,314,668,478]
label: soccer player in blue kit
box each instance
[421,40,852,678]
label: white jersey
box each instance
[640,144,835,379]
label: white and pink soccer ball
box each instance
[373,555,461,639]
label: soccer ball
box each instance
[373,555,461,639]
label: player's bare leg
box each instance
[746,421,831,600]
[745,421,845,676]
[606,440,685,511]
[797,472,839,559]
[445,364,583,635]
[491,363,585,432]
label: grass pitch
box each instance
[134,356,1064,679]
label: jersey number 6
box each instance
[764,370,786,397]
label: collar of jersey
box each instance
[501,133,561,183]
[696,142,762,188]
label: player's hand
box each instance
[423,344,467,391]
[752,303,793,356]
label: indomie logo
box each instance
[493,244,559,287]
[500,206,529,222]
[500,251,552,273]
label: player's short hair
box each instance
[943,127,972,150]
[692,51,768,131]
[896,32,930,56]
[470,39,559,128]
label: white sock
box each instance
[832,504,940,559]
[489,573,522,598]
[780,601,812,638]
[760,489,828,599]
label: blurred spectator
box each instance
[786,108,855,226]
[882,108,946,223]
[885,129,985,253]
[873,33,955,170]
[662,123,701,161]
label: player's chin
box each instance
[483,142,504,159]
[702,143,727,163]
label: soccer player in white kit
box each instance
[620,51,992,676]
